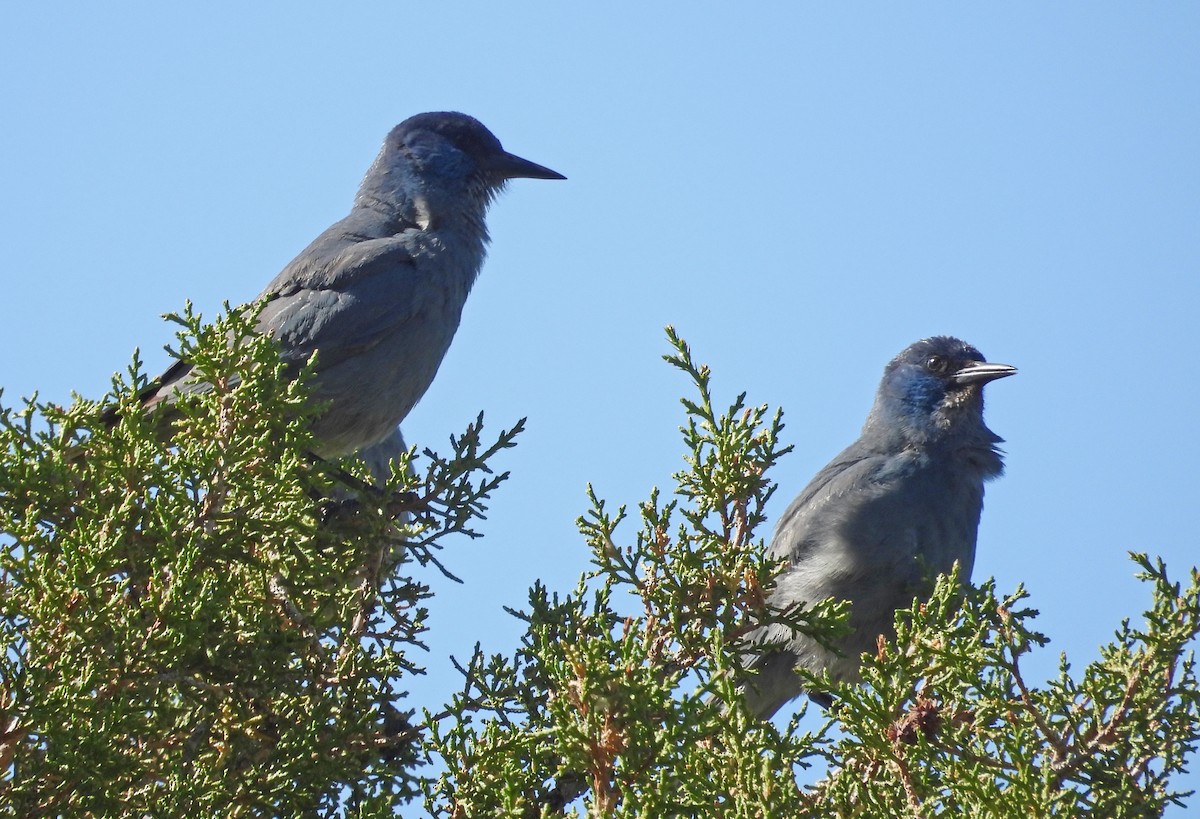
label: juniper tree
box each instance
[1,317,1197,818]
[423,329,1200,819]
[0,304,520,816]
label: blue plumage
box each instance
[140,112,564,457]
[744,336,1016,718]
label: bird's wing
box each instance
[260,220,421,295]
[129,231,424,414]
[136,358,210,412]
[757,447,922,669]
[766,442,937,571]
[256,234,428,372]
[767,445,880,560]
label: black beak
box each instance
[953,361,1018,386]
[484,150,566,181]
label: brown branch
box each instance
[0,713,24,772]
[1047,651,1152,791]
[337,537,389,668]
[888,749,926,818]
[266,572,331,668]
[729,496,749,551]
[1009,646,1069,764]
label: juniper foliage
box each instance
[0,303,520,816]
[423,329,1199,818]
[1,318,1196,818]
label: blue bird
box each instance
[744,336,1016,718]
[134,112,564,457]
[353,426,410,488]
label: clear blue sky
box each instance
[3,3,1198,810]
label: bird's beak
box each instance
[953,361,1018,386]
[484,150,566,181]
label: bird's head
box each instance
[868,336,1016,450]
[362,112,564,226]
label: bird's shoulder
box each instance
[767,442,926,559]
[260,215,427,302]
[788,442,916,513]
[250,209,483,369]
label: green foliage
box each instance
[0,303,521,816]
[423,330,1200,818]
[422,328,849,817]
[1,317,1197,818]
[814,555,1199,817]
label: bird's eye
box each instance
[926,356,950,375]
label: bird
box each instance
[127,112,564,458]
[742,336,1016,719]
[353,426,410,488]
[331,426,415,532]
